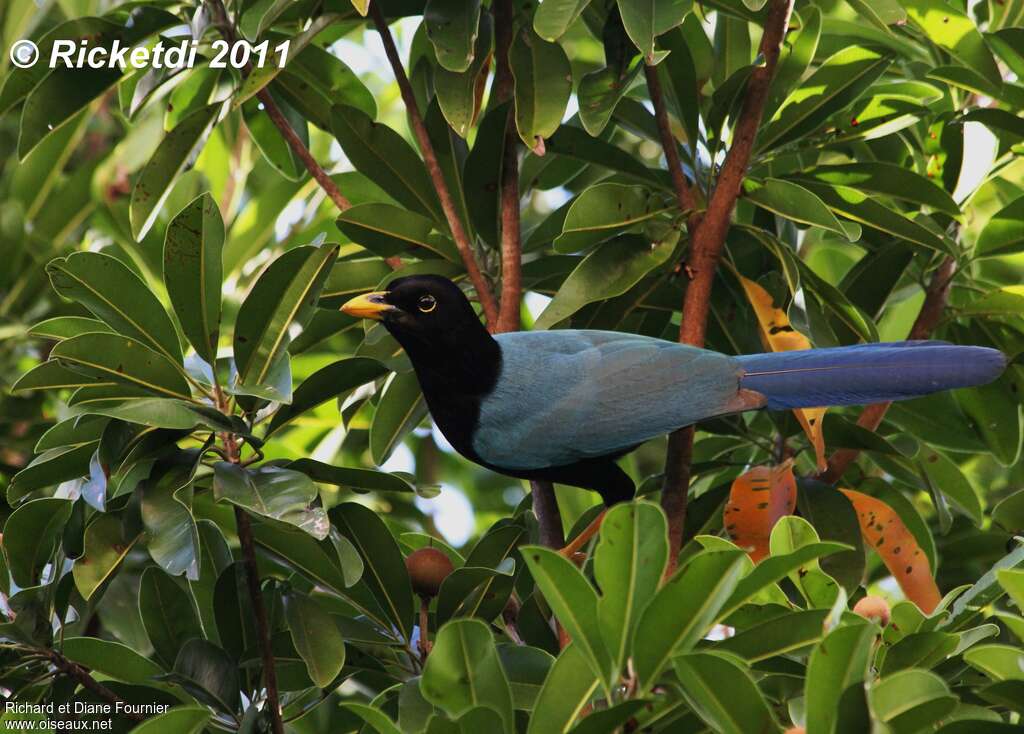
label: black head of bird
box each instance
[343,274,1006,508]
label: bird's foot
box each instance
[558,510,607,559]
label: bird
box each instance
[342,275,1005,547]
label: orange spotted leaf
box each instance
[738,275,827,471]
[841,488,941,614]
[725,460,797,562]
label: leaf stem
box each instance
[369,2,500,328]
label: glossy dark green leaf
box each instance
[522,545,613,682]
[47,251,183,363]
[421,618,515,733]
[341,703,402,734]
[331,104,442,222]
[163,193,224,363]
[213,463,328,539]
[657,28,700,148]
[288,458,417,494]
[130,104,220,240]
[370,371,428,466]
[510,28,572,146]
[331,502,415,640]
[536,232,678,328]
[285,591,346,687]
[578,58,643,137]
[880,631,958,674]
[802,163,960,217]
[463,102,511,246]
[744,178,854,239]
[956,377,1022,466]
[12,361,110,392]
[917,449,983,524]
[534,0,592,41]
[870,668,957,733]
[126,706,210,734]
[525,644,599,734]
[8,443,97,503]
[977,195,1024,257]
[436,565,514,625]
[805,622,874,734]
[673,652,777,734]
[554,184,673,253]
[758,47,892,151]
[425,0,483,72]
[544,125,661,185]
[617,0,692,61]
[61,637,165,683]
[72,515,139,600]
[716,609,829,661]
[594,501,668,670]
[336,204,459,262]
[35,416,109,452]
[52,333,192,401]
[233,243,339,392]
[1,498,73,587]
[267,357,387,435]
[633,549,746,690]
[140,566,204,667]
[141,462,200,579]
[73,398,234,432]
[433,12,491,137]
[188,520,233,644]
[166,638,239,714]
[28,316,113,341]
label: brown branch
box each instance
[493,0,522,333]
[643,63,699,221]
[370,2,501,327]
[43,649,144,722]
[531,480,565,548]
[659,0,795,568]
[206,0,352,214]
[819,257,956,484]
[234,507,285,734]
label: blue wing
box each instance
[472,330,745,470]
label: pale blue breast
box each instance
[471,330,743,470]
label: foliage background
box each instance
[1,0,1024,731]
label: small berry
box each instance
[853,595,891,626]
[405,547,454,598]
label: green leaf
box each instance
[673,652,778,734]
[331,104,442,222]
[759,46,892,151]
[955,377,1022,466]
[765,7,822,117]
[285,591,346,687]
[521,545,613,683]
[880,631,958,674]
[918,449,983,524]
[73,515,139,600]
[12,361,109,392]
[267,357,387,436]
[126,707,210,734]
[213,463,329,539]
[902,0,1002,91]
[594,502,668,670]
[802,163,961,217]
[744,178,855,239]
[769,515,842,608]
[275,43,376,128]
[421,618,515,734]
[805,622,875,734]
[165,638,239,714]
[370,371,428,466]
[163,194,224,364]
[140,566,204,668]
[846,0,907,31]
[61,637,165,683]
[998,568,1024,610]
[534,0,593,41]
[336,203,459,262]
[498,644,554,710]
[436,566,514,625]
[869,669,958,732]
[288,458,417,494]
[525,644,599,734]
[959,285,1024,316]
[52,333,192,401]
[617,0,692,61]
[189,520,232,644]
[789,179,949,253]
[47,251,183,364]
[341,703,402,734]
[233,243,339,391]
[73,399,234,432]
[544,126,661,186]
[331,502,416,641]
[658,27,701,148]
[510,28,573,146]
[578,58,643,137]
[433,12,491,137]
[425,0,483,72]
[28,316,113,341]
[965,643,1024,681]
[252,522,350,594]
[536,232,678,328]
[130,104,221,241]
[633,549,746,690]
[8,443,97,504]
[554,183,673,253]
[35,416,109,452]
[141,461,201,579]
[716,609,829,661]
[977,196,1024,257]
[2,498,73,587]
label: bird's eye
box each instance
[417,295,437,313]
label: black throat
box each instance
[383,316,501,461]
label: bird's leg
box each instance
[558,511,607,559]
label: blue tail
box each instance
[736,341,1006,410]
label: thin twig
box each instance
[659,0,795,568]
[369,2,500,327]
[531,480,565,548]
[643,63,699,222]
[819,257,956,484]
[43,649,144,722]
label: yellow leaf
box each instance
[738,275,827,471]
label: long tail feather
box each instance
[736,342,1006,410]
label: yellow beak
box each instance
[341,291,396,320]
